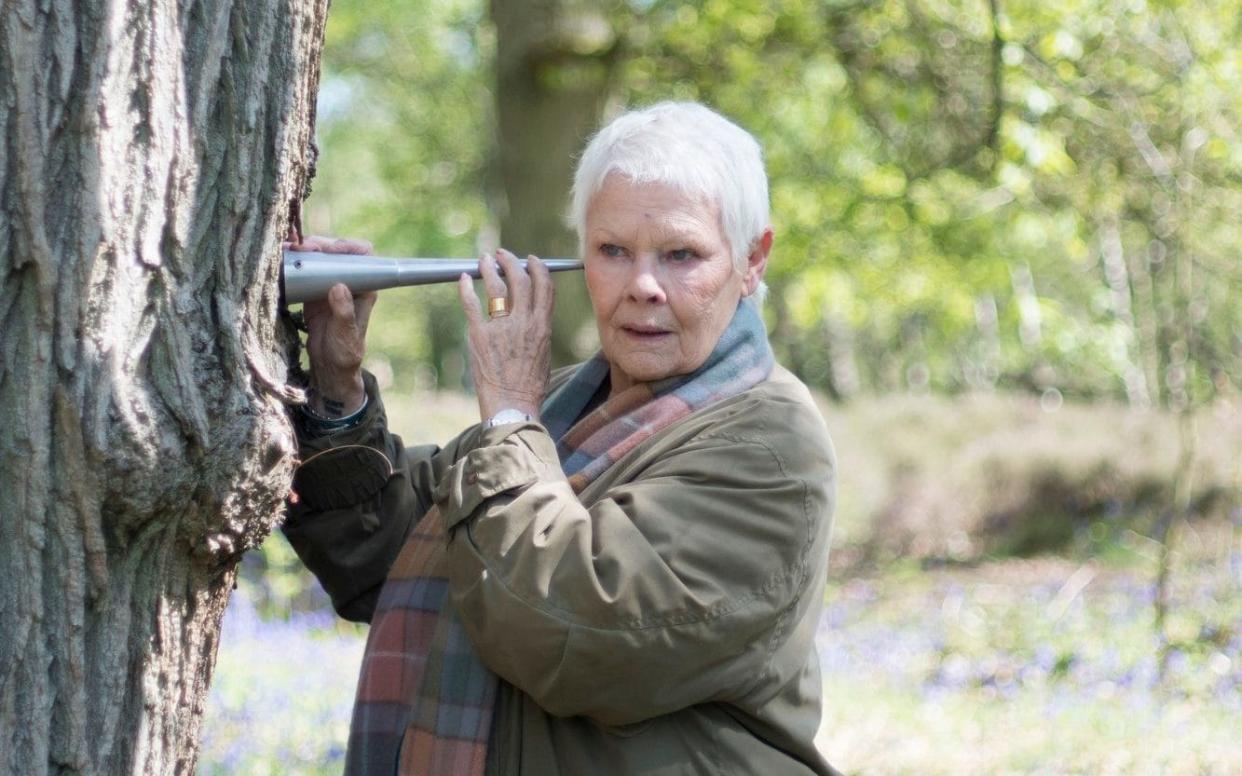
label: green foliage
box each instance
[309,0,493,390]
[620,0,1242,402]
[306,0,1241,404]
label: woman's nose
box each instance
[626,258,666,304]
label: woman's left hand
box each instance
[457,248,555,421]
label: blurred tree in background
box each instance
[306,0,1241,410]
[492,0,623,363]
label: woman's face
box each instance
[583,175,769,393]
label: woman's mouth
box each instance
[621,325,671,339]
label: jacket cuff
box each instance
[292,371,385,452]
[290,372,394,511]
[434,423,561,532]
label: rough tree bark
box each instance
[0,0,328,773]
[491,0,620,364]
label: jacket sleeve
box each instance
[281,371,482,622]
[436,418,835,726]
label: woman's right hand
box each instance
[291,236,377,417]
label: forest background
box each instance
[205,0,1241,772]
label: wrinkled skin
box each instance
[290,235,376,417]
[582,175,771,394]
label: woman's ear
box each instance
[743,228,773,296]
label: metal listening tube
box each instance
[281,249,584,304]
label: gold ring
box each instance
[488,296,510,318]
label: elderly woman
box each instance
[283,102,838,776]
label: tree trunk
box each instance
[490,0,620,365]
[0,0,327,772]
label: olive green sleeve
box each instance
[281,372,483,622]
[436,423,835,726]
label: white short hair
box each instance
[568,101,770,274]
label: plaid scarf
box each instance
[346,300,773,775]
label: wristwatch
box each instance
[484,408,535,428]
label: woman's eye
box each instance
[667,248,697,263]
[600,243,625,258]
